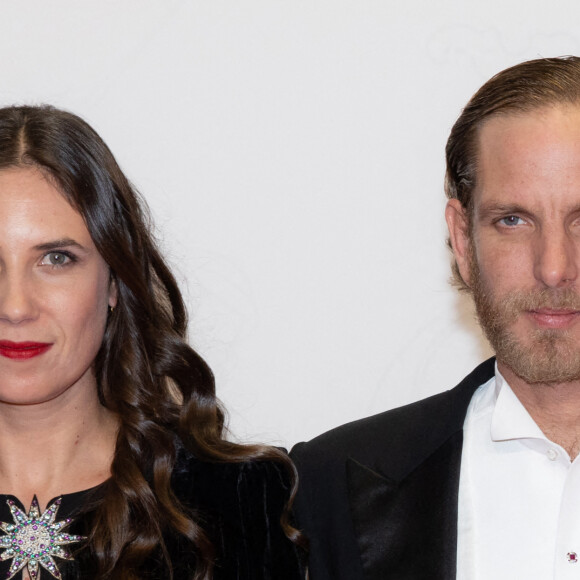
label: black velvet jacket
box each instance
[0,444,304,579]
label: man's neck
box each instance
[498,361,580,459]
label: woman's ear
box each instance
[108,275,118,309]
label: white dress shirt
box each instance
[457,366,580,579]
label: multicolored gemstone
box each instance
[0,496,84,579]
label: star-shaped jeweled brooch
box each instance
[0,496,85,579]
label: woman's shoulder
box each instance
[171,442,293,512]
[169,442,304,580]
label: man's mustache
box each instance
[473,282,580,333]
[502,288,580,312]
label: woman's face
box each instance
[0,167,116,406]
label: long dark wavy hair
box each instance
[0,105,301,579]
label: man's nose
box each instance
[534,228,579,288]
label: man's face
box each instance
[446,105,580,384]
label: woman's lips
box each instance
[527,309,580,329]
[0,341,53,360]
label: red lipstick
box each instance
[0,341,52,360]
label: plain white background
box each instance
[2,1,580,447]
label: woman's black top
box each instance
[0,444,303,579]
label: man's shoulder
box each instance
[291,358,494,476]
[289,360,494,580]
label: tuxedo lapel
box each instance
[342,358,496,580]
[347,429,464,580]
[292,358,495,580]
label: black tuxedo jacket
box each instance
[290,359,495,580]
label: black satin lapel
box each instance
[347,430,463,580]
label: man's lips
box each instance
[0,341,53,360]
[527,308,580,329]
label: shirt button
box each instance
[547,448,558,461]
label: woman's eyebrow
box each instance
[33,238,87,252]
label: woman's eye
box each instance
[40,252,73,267]
[499,215,524,226]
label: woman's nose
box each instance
[0,272,39,324]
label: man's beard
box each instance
[470,259,580,384]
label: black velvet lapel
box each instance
[347,429,463,580]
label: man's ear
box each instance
[445,199,473,287]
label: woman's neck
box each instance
[0,384,119,509]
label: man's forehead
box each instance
[462,105,580,214]
[472,104,580,202]
[478,103,580,144]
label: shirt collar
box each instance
[490,365,547,443]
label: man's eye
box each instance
[499,215,524,226]
[40,252,74,267]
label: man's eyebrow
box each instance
[33,238,87,252]
[477,202,580,220]
[476,203,530,220]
